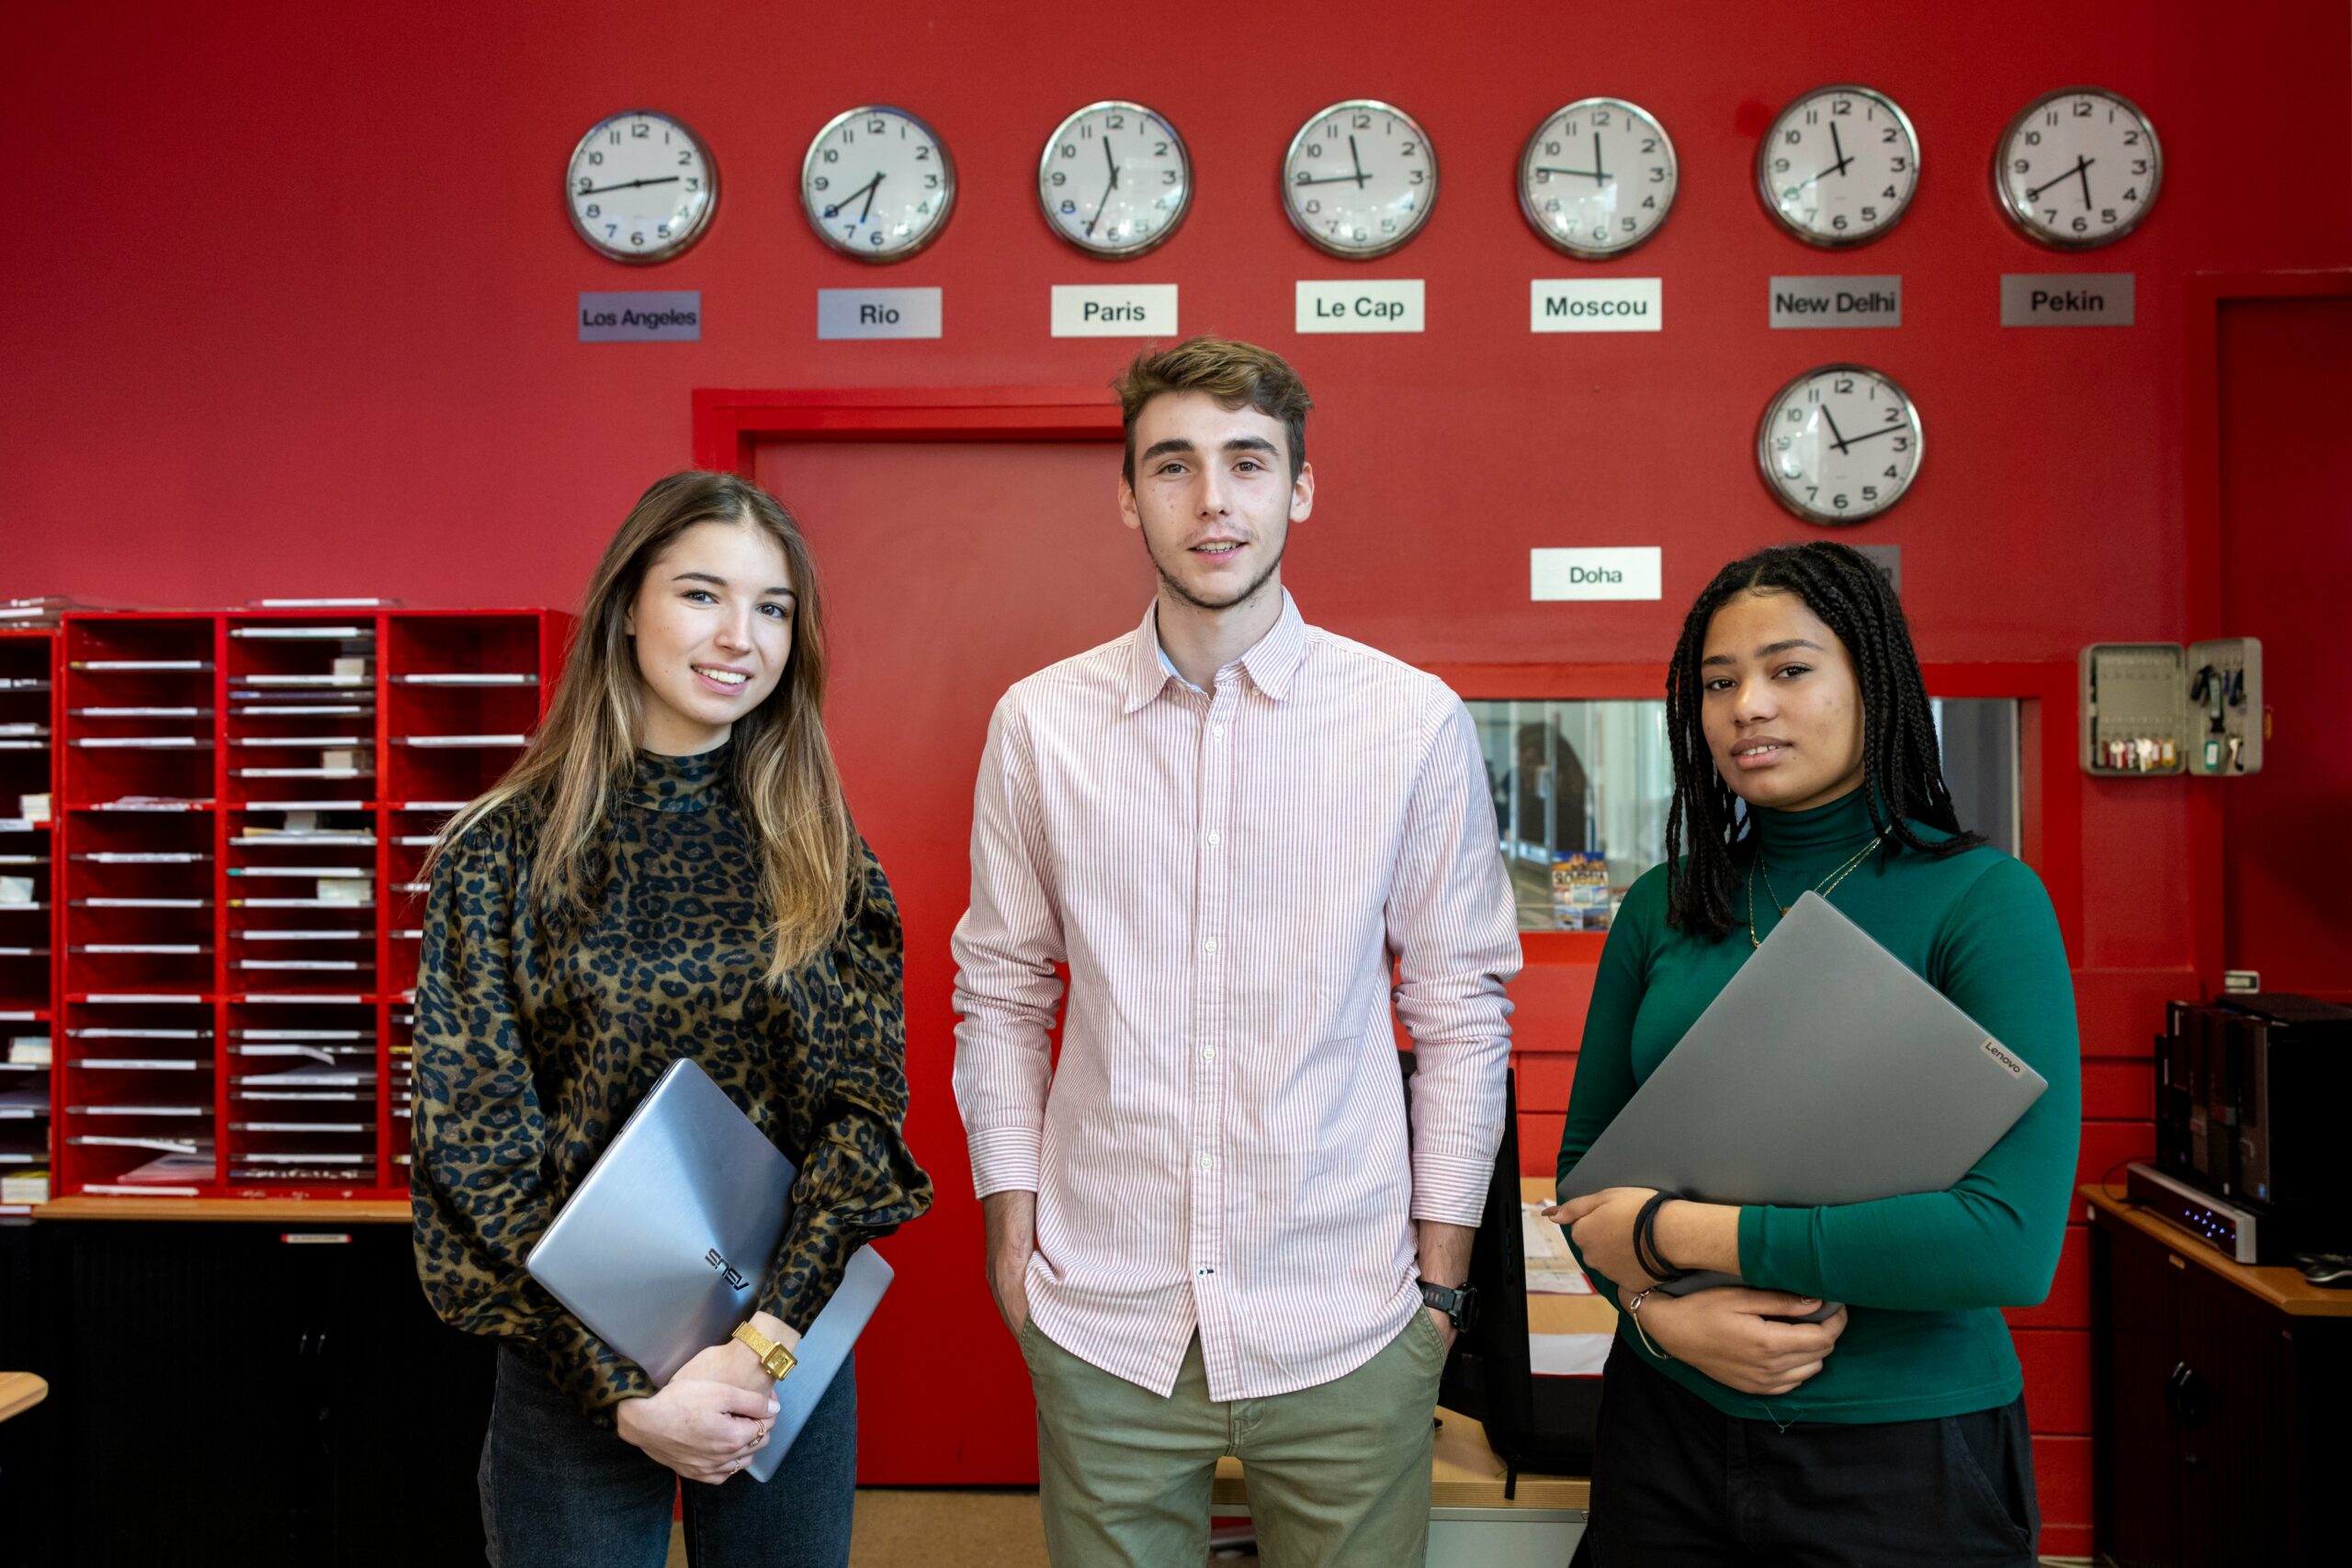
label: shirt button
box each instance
[1202,1047,1215,1062]
[1206,830,1220,848]
[1202,937,1216,953]
[1212,724,1227,739]
[1200,1155,1214,1171]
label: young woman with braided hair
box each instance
[1550,541,2078,1566]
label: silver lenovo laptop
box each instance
[1558,890,2047,1303]
[526,1057,892,1481]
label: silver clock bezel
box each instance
[1754,361,1925,526]
[800,104,956,265]
[1518,97,1679,260]
[1034,99,1193,260]
[1281,98,1440,260]
[1992,86,2163,252]
[564,108,718,266]
[1755,85,1921,251]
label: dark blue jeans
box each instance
[479,1346,857,1568]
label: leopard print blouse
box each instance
[410,744,933,1422]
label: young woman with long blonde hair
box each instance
[412,470,931,1567]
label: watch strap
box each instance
[730,1320,798,1382]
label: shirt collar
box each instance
[621,742,731,812]
[1122,592,1309,715]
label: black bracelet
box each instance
[1632,1190,1690,1284]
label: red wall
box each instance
[9,2,2351,1551]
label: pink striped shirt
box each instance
[951,592,1521,1400]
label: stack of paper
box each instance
[1,1168,49,1203]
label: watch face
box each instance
[1994,87,2162,249]
[1758,86,1918,248]
[1519,98,1679,258]
[801,106,955,262]
[1282,100,1438,258]
[1757,364,1922,525]
[565,110,717,265]
[1035,101,1193,258]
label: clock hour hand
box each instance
[581,175,682,197]
[2025,155,2094,203]
[1819,404,1852,454]
[857,172,884,223]
[1537,166,1606,182]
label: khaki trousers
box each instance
[1020,1312,1445,1568]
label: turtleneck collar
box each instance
[1747,783,1883,863]
[622,741,731,813]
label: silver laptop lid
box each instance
[1559,890,2047,1209]
[526,1057,796,1389]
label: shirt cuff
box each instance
[967,1124,1043,1199]
[1409,1152,1491,1227]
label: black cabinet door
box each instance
[2176,1266,2293,1566]
[2096,1220,2183,1568]
[33,1222,492,1568]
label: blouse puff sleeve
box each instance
[409,802,654,1424]
[757,836,934,1336]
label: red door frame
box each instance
[2181,270,2352,991]
[688,389,2086,964]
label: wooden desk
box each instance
[2083,1183,2352,1565]
[31,1198,410,1224]
[2081,1183,2352,1316]
[0,1372,47,1425]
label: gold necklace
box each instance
[1746,830,1889,950]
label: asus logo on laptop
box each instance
[1981,1039,2025,1077]
[706,1248,751,1292]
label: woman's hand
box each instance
[1634,1287,1849,1397]
[616,1379,780,1484]
[616,1312,801,1483]
[1547,1187,1662,1292]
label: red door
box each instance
[752,437,1151,1481]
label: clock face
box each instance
[1757,364,1923,525]
[1519,98,1679,258]
[1994,87,2162,249]
[1035,101,1193,258]
[1757,86,1919,248]
[565,110,717,265]
[801,106,955,262]
[1282,100,1438,258]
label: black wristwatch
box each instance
[1419,1280,1479,1333]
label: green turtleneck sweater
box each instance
[1555,787,2079,1425]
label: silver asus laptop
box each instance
[526,1057,892,1481]
[1558,890,2047,1303]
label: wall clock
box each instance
[1757,364,1923,524]
[1757,85,1919,248]
[800,106,955,262]
[1518,97,1679,257]
[1035,101,1193,257]
[565,109,717,264]
[1994,87,2162,249]
[1281,100,1438,258]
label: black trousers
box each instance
[1578,1343,2040,1567]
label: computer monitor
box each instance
[1400,1052,1602,1480]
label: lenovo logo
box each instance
[705,1248,750,1292]
[1981,1039,2025,1077]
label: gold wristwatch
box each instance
[731,1320,798,1382]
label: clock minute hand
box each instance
[1347,132,1369,188]
[581,175,682,196]
[1835,421,1907,448]
[820,173,882,220]
[1086,141,1119,236]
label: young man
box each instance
[951,337,1521,1567]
